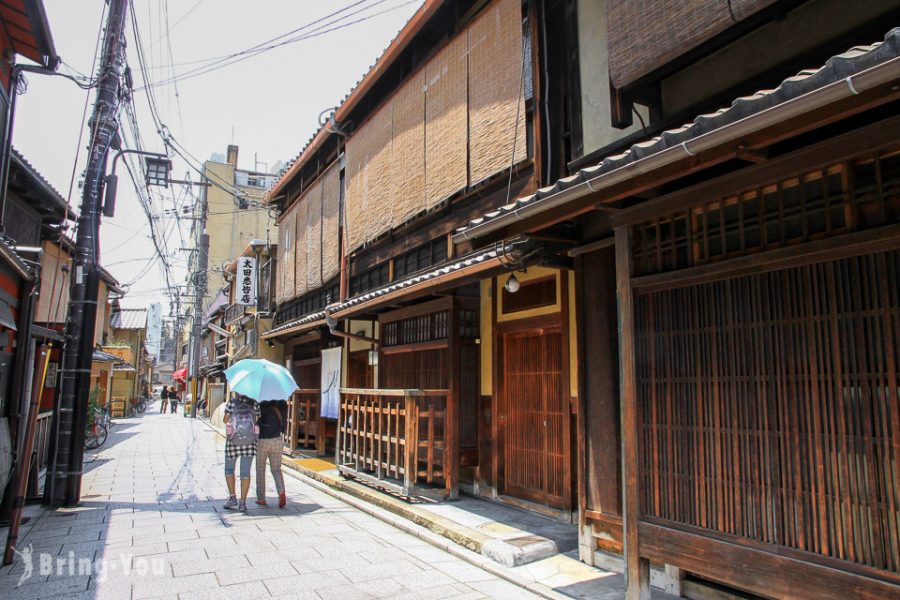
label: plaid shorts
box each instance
[225,442,256,459]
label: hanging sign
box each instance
[320,347,342,419]
[236,257,257,306]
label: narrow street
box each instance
[0,405,538,600]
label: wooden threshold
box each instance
[498,494,574,523]
[638,521,900,600]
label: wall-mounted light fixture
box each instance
[504,273,521,294]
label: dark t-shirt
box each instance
[258,401,287,439]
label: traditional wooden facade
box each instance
[453,6,900,600]
[265,0,584,509]
[266,0,900,597]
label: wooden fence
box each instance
[284,389,321,452]
[337,388,451,497]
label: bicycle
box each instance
[134,396,150,414]
[84,406,110,450]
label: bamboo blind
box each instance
[606,0,774,88]
[278,199,297,302]
[467,0,526,185]
[392,71,426,228]
[306,177,323,290]
[635,249,900,575]
[276,209,287,302]
[294,196,309,297]
[424,32,468,208]
[345,100,394,251]
[341,0,524,254]
[321,161,341,283]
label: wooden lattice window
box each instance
[633,149,900,276]
[382,310,449,348]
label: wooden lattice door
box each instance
[501,328,569,508]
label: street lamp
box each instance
[144,156,173,187]
[103,149,170,217]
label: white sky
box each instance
[12,0,423,317]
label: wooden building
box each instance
[264,0,583,508]
[454,7,900,600]
[265,0,900,598]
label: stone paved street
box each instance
[0,405,540,599]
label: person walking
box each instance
[223,394,259,512]
[255,399,287,508]
[160,385,169,413]
[170,388,179,414]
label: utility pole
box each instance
[46,0,129,507]
[189,179,209,418]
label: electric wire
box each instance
[136,0,419,91]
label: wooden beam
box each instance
[632,223,900,293]
[612,114,900,228]
[639,521,900,600]
[616,226,650,600]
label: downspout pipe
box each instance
[323,304,379,347]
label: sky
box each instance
[12,0,423,317]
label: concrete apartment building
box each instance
[193,145,278,309]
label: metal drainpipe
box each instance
[323,304,378,346]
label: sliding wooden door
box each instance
[501,326,570,508]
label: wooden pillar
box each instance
[447,303,460,498]
[403,392,419,496]
[615,226,650,600]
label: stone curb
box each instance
[200,418,572,600]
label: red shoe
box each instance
[255,499,268,506]
[278,493,286,508]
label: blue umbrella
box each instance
[224,359,298,402]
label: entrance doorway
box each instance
[500,325,570,510]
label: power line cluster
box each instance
[90,0,421,322]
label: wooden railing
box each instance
[285,389,320,452]
[337,388,451,497]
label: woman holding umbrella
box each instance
[223,359,299,512]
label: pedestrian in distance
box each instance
[170,389,179,414]
[255,399,287,508]
[160,385,169,413]
[223,394,259,512]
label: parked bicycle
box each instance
[134,396,151,414]
[84,406,110,450]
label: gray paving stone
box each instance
[214,561,298,586]
[172,553,249,577]
[132,573,219,599]
[264,570,350,595]
[178,580,271,599]
[0,414,542,600]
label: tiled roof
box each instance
[0,237,34,281]
[92,349,123,363]
[110,308,147,330]
[266,310,326,338]
[10,147,74,220]
[267,239,531,338]
[455,27,900,241]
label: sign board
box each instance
[45,362,58,389]
[146,303,162,359]
[320,347,342,419]
[236,257,257,306]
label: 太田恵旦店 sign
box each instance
[236,256,257,306]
